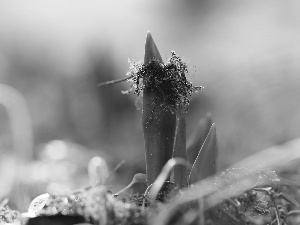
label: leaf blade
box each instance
[187,113,212,165]
[172,109,188,188]
[189,123,217,184]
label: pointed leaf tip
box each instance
[144,32,163,64]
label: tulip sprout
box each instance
[126,32,203,188]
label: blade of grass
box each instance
[98,76,133,87]
[232,138,300,170]
[172,109,188,188]
[189,123,217,184]
[106,160,126,183]
[186,113,212,165]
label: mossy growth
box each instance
[125,51,203,112]
[0,199,21,224]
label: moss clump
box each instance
[125,51,203,112]
[0,199,21,224]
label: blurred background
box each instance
[1,0,300,210]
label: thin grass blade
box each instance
[173,109,188,188]
[189,123,217,184]
[186,113,212,165]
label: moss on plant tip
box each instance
[125,51,203,112]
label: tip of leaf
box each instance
[144,31,163,64]
[210,123,216,131]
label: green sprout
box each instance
[99,31,216,193]
[98,31,219,214]
[125,32,203,188]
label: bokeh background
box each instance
[1,0,300,210]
